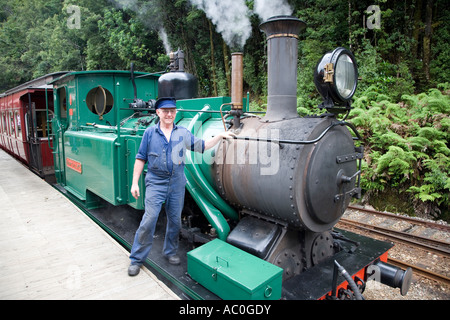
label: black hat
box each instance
[155,97,176,109]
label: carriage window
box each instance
[3,112,8,135]
[9,112,15,137]
[86,86,114,119]
[58,87,67,119]
[14,111,21,139]
[24,113,29,138]
[0,112,4,133]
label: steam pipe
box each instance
[231,52,244,129]
[185,170,230,240]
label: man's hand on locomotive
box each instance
[130,130,235,200]
[204,130,236,150]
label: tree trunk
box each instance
[222,40,231,96]
[422,0,433,82]
[208,20,218,96]
[348,0,352,49]
[412,0,422,61]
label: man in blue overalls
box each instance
[128,98,234,276]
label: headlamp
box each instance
[314,47,358,112]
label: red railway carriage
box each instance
[0,72,67,178]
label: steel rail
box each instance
[348,205,450,232]
[338,218,450,256]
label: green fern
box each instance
[400,94,419,108]
[377,131,408,150]
[440,117,450,133]
[407,136,432,152]
[349,83,449,219]
[408,185,442,202]
[375,146,415,180]
[417,127,445,140]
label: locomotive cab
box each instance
[50,71,159,209]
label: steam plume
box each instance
[109,0,295,52]
[189,0,251,50]
[253,0,294,22]
[158,28,172,54]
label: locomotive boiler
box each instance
[210,15,363,280]
[47,15,412,300]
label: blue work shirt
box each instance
[136,122,205,181]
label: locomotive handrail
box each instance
[341,121,362,140]
[115,81,124,204]
[228,121,361,145]
[45,87,53,151]
[219,102,233,130]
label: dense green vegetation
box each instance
[351,84,449,220]
[1,0,448,220]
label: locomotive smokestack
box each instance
[231,52,244,128]
[260,16,306,122]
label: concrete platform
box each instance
[0,149,178,300]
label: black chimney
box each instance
[259,16,306,122]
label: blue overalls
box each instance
[129,123,204,266]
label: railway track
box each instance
[339,218,450,256]
[338,205,450,286]
[348,205,450,232]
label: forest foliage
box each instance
[350,83,449,219]
[0,0,448,220]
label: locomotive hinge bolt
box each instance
[341,175,352,183]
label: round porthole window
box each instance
[86,86,113,118]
